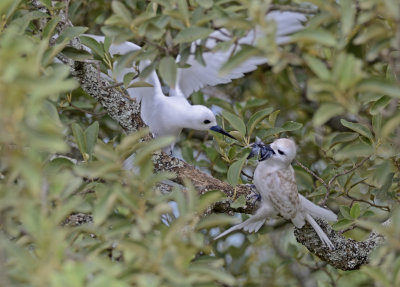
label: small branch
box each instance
[295,159,329,191]
[344,193,390,212]
[295,157,371,206]
[327,157,370,187]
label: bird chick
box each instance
[215,138,337,249]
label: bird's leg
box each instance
[247,184,261,206]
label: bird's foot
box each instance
[247,186,261,206]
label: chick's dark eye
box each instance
[278,149,285,155]
[203,120,211,124]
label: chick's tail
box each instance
[299,194,337,222]
[214,217,266,240]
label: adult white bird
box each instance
[84,11,306,151]
[215,138,337,249]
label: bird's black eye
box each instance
[278,149,285,155]
[203,120,211,124]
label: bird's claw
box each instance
[248,188,261,206]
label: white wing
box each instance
[176,11,307,98]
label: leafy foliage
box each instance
[1,0,400,286]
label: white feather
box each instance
[299,194,337,222]
[176,11,307,98]
[305,214,334,249]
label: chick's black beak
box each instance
[247,142,275,161]
[259,144,275,161]
[210,125,235,139]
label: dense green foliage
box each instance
[1,0,400,286]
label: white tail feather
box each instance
[305,214,334,249]
[299,194,337,222]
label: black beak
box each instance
[247,142,275,161]
[259,144,275,161]
[210,125,235,139]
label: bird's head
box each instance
[187,105,235,139]
[248,138,297,166]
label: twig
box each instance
[241,170,253,180]
[322,157,370,204]
[345,193,390,212]
[294,159,329,191]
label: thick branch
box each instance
[294,220,384,271]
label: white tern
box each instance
[84,11,306,151]
[215,138,337,249]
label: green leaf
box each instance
[350,203,360,219]
[340,119,373,140]
[188,264,235,286]
[219,45,260,76]
[159,56,177,88]
[357,78,400,99]
[227,155,247,186]
[246,107,274,136]
[372,114,382,137]
[313,103,345,126]
[62,46,93,61]
[269,110,280,127]
[174,27,213,44]
[127,81,154,88]
[221,110,246,136]
[382,114,400,140]
[134,136,175,166]
[123,72,136,88]
[290,29,337,46]
[362,266,393,287]
[339,205,352,219]
[39,0,51,8]
[197,190,226,213]
[56,26,88,44]
[282,121,303,131]
[43,100,62,128]
[80,36,104,57]
[71,123,87,160]
[332,218,353,231]
[303,55,331,80]
[340,0,355,36]
[111,1,132,22]
[1,0,20,18]
[42,17,60,39]
[370,96,391,115]
[85,121,99,159]
[196,214,239,230]
[333,141,373,160]
[329,132,358,147]
[259,127,285,139]
[230,195,247,209]
[93,186,117,226]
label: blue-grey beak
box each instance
[247,142,275,161]
[210,125,235,139]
